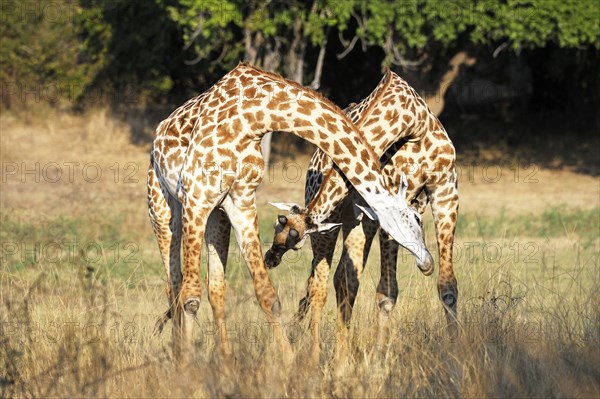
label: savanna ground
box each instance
[1,110,599,398]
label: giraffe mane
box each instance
[236,61,343,117]
[353,69,395,127]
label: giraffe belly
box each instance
[172,141,264,202]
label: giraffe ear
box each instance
[354,203,378,221]
[268,202,299,212]
[399,172,408,199]
[306,223,342,235]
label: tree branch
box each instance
[493,41,509,58]
[210,44,229,66]
[385,35,425,69]
[337,34,358,59]
[338,29,351,47]
[183,18,204,51]
[350,11,368,52]
[184,53,203,65]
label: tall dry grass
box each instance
[1,256,598,398]
[1,110,599,398]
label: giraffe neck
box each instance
[305,164,346,224]
[222,63,391,201]
[301,71,449,225]
[371,84,446,155]
[345,71,440,157]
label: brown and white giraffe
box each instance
[265,70,459,360]
[147,62,432,363]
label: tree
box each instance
[163,0,352,162]
[335,0,599,114]
[3,0,598,131]
[164,0,599,116]
[0,0,91,109]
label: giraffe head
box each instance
[264,203,341,269]
[265,173,434,274]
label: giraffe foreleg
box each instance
[298,213,340,363]
[428,176,459,338]
[333,218,374,361]
[221,195,288,354]
[375,227,398,352]
[205,208,232,358]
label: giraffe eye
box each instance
[289,228,299,238]
[278,215,287,225]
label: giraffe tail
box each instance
[152,308,172,336]
[293,294,311,322]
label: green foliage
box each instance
[0,211,154,285]
[456,206,600,244]
[0,0,93,108]
[1,0,598,109]
[77,0,192,108]
[163,0,346,67]
[162,0,240,64]
[349,0,600,66]
[471,0,600,49]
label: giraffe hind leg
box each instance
[333,215,376,361]
[375,228,399,352]
[152,211,232,342]
[147,161,183,346]
[177,187,225,365]
[205,208,232,357]
[428,177,459,337]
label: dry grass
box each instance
[1,110,599,398]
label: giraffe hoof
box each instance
[378,298,395,314]
[153,309,172,335]
[271,298,282,318]
[184,297,201,315]
[441,292,457,308]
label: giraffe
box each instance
[264,69,458,361]
[147,62,432,363]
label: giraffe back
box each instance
[305,71,456,212]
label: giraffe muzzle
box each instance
[264,247,284,269]
[416,250,435,276]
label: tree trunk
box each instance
[422,51,476,116]
[287,18,306,84]
[309,27,330,90]
[399,51,476,117]
[244,30,262,66]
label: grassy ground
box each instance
[1,110,599,398]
